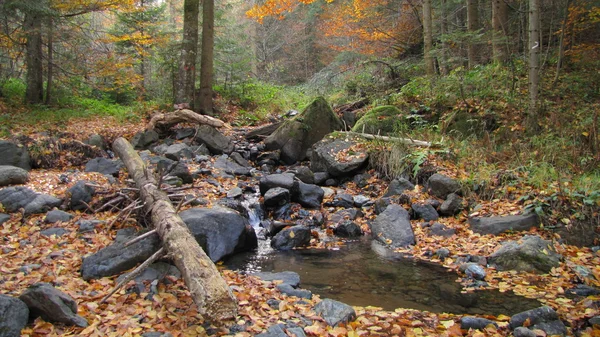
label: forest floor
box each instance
[1,114,600,337]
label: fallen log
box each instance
[147,109,230,130]
[112,137,237,322]
[343,131,438,148]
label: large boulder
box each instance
[351,105,403,135]
[314,299,356,327]
[469,213,540,235]
[509,306,566,336]
[0,140,31,170]
[84,157,120,177]
[259,173,295,195]
[0,186,61,215]
[427,173,460,199]
[271,226,311,250]
[195,125,234,154]
[370,204,415,248]
[19,283,87,327]
[265,97,344,164]
[0,166,28,187]
[179,207,257,262]
[310,136,369,177]
[488,235,561,273]
[0,294,29,337]
[292,181,324,209]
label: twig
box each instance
[124,229,158,247]
[80,200,95,214]
[107,201,138,230]
[175,198,185,213]
[100,247,165,303]
[95,196,125,213]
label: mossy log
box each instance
[147,109,229,130]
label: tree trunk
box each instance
[45,16,53,105]
[112,137,237,322]
[24,10,44,104]
[553,0,571,86]
[197,0,214,115]
[439,0,449,75]
[467,0,479,68]
[423,0,435,76]
[175,0,200,108]
[492,0,509,63]
[528,0,540,129]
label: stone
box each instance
[271,226,311,250]
[230,152,251,168]
[164,143,193,161]
[435,248,450,259]
[76,219,104,233]
[353,195,370,207]
[253,271,301,288]
[227,187,243,199]
[256,324,287,337]
[427,173,460,199]
[245,122,283,141]
[259,173,295,195]
[175,128,195,140]
[565,284,600,297]
[325,193,354,208]
[411,203,439,221]
[142,332,174,337]
[0,294,29,337]
[370,204,415,248]
[460,316,498,330]
[513,327,537,337]
[276,284,312,299]
[263,220,293,237]
[334,220,363,238]
[0,186,62,215]
[0,213,9,225]
[0,165,28,186]
[179,207,257,262]
[67,180,95,211]
[384,178,415,197]
[428,223,456,237]
[264,187,291,208]
[314,298,356,327]
[314,172,329,185]
[265,97,344,164]
[293,166,314,184]
[351,105,404,135]
[488,235,560,273]
[329,208,363,223]
[195,125,234,154]
[213,155,251,176]
[19,283,88,327]
[44,210,73,223]
[0,140,31,170]
[81,228,161,280]
[469,213,540,235]
[130,130,159,150]
[157,159,193,184]
[439,193,463,216]
[292,181,324,209]
[85,134,106,149]
[588,316,600,326]
[310,137,369,177]
[84,157,120,177]
[461,263,486,280]
[510,306,566,336]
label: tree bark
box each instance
[423,0,435,76]
[112,137,237,322]
[45,16,53,105]
[553,0,571,86]
[197,0,215,115]
[24,10,44,104]
[175,0,200,108]
[492,0,509,63]
[528,0,540,129]
[467,0,479,68]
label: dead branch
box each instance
[147,109,230,131]
[343,131,438,148]
[124,229,158,247]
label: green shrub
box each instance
[0,78,26,105]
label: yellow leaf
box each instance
[440,320,455,328]
[289,231,295,238]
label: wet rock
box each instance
[0,294,29,337]
[428,223,456,237]
[0,165,29,186]
[384,178,415,197]
[370,204,415,248]
[439,193,463,216]
[213,155,251,176]
[81,228,161,280]
[311,137,368,177]
[19,283,88,327]
[427,174,460,199]
[0,213,10,225]
[488,235,560,273]
[325,193,354,208]
[157,159,193,184]
[353,195,370,207]
[460,263,486,280]
[76,219,104,233]
[271,226,311,250]
[195,125,234,154]
[272,204,293,221]
[265,97,343,164]
[44,210,73,223]
[253,271,301,287]
[180,207,257,262]
[130,130,159,150]
[460,316,498,330]
[0,186,62,215]
[329,208,363,223]
[85,157,120,177]
[292,181,324,209]
[227,187,243,199]
[565,284,600,297]
[469,213,540,235]
[277,284,312,299]
[314,172,329,185]
[264,187,291,208]
[510,306,566,336]
[334,220,363,238]
[259,173,295,195]
[513,327,537,337]
[164,143,193,161]
[67,180,95,211]
[314,298,356,327]
[411,203,439,221]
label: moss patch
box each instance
[352,105,404,135]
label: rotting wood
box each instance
[147,108,230,130]
[112,137,237,322]
[343,131,438,148]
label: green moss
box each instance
[352,105,404,135]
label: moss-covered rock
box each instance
[351,105,404,135]
[265,97,343,164]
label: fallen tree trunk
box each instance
[147,109,230,130]
[344,131,437,148]
[112,137,237,322]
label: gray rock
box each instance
[565,284,600,297]
[293,166,314,184]
[384,178,415,197]
[0,213,9,225]
[130,130,159,150]
[256,324,287,337]
[0,294,29,337]
[435,248,450,259]
[510,306,566,336]
[428,223,456,237]
[253,271,301,288]
[370,204,415,248]
[164,143,193,161]
[227,187,243,199]
[325,193,354,208]
[76,219,104,233]
[411,203,439,221]
[0,165,28,186]
[427,174,460,199]
[175,128,195,140]
[314,172,329,185]
[329,208,363,223]
[310,137,368,177]
[195,125,234,154]
[142,332,174,337]
[264,187,291,208]
[245,122,283,141]
[85,134,106,149]
[44,210,73,223]
[353,195,370,207]
[469,213,540,235]
[588,316,600,326]
[314,298,356,327]
[513,327,537,337]
[271,226,311,250]
[67,181,95,211]
[179,207,257,262]
[461,263,486,280]
[81,228,161,280]
[276,284,312,299]
[460,316,498,330]
[286,327,306,337]
[19,283,88,327]
[213,155,251,176]
[84,157,120,177]
[0,186,62,215]
[292,181,324,209]
[334,220,363,238]
[259,173,295,195]
[230,152,251,168]
[489,235,560,273]
[0,140,31,170]
[439,193,463,216]
[157,159,193,184]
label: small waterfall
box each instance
[241,193,263,229]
